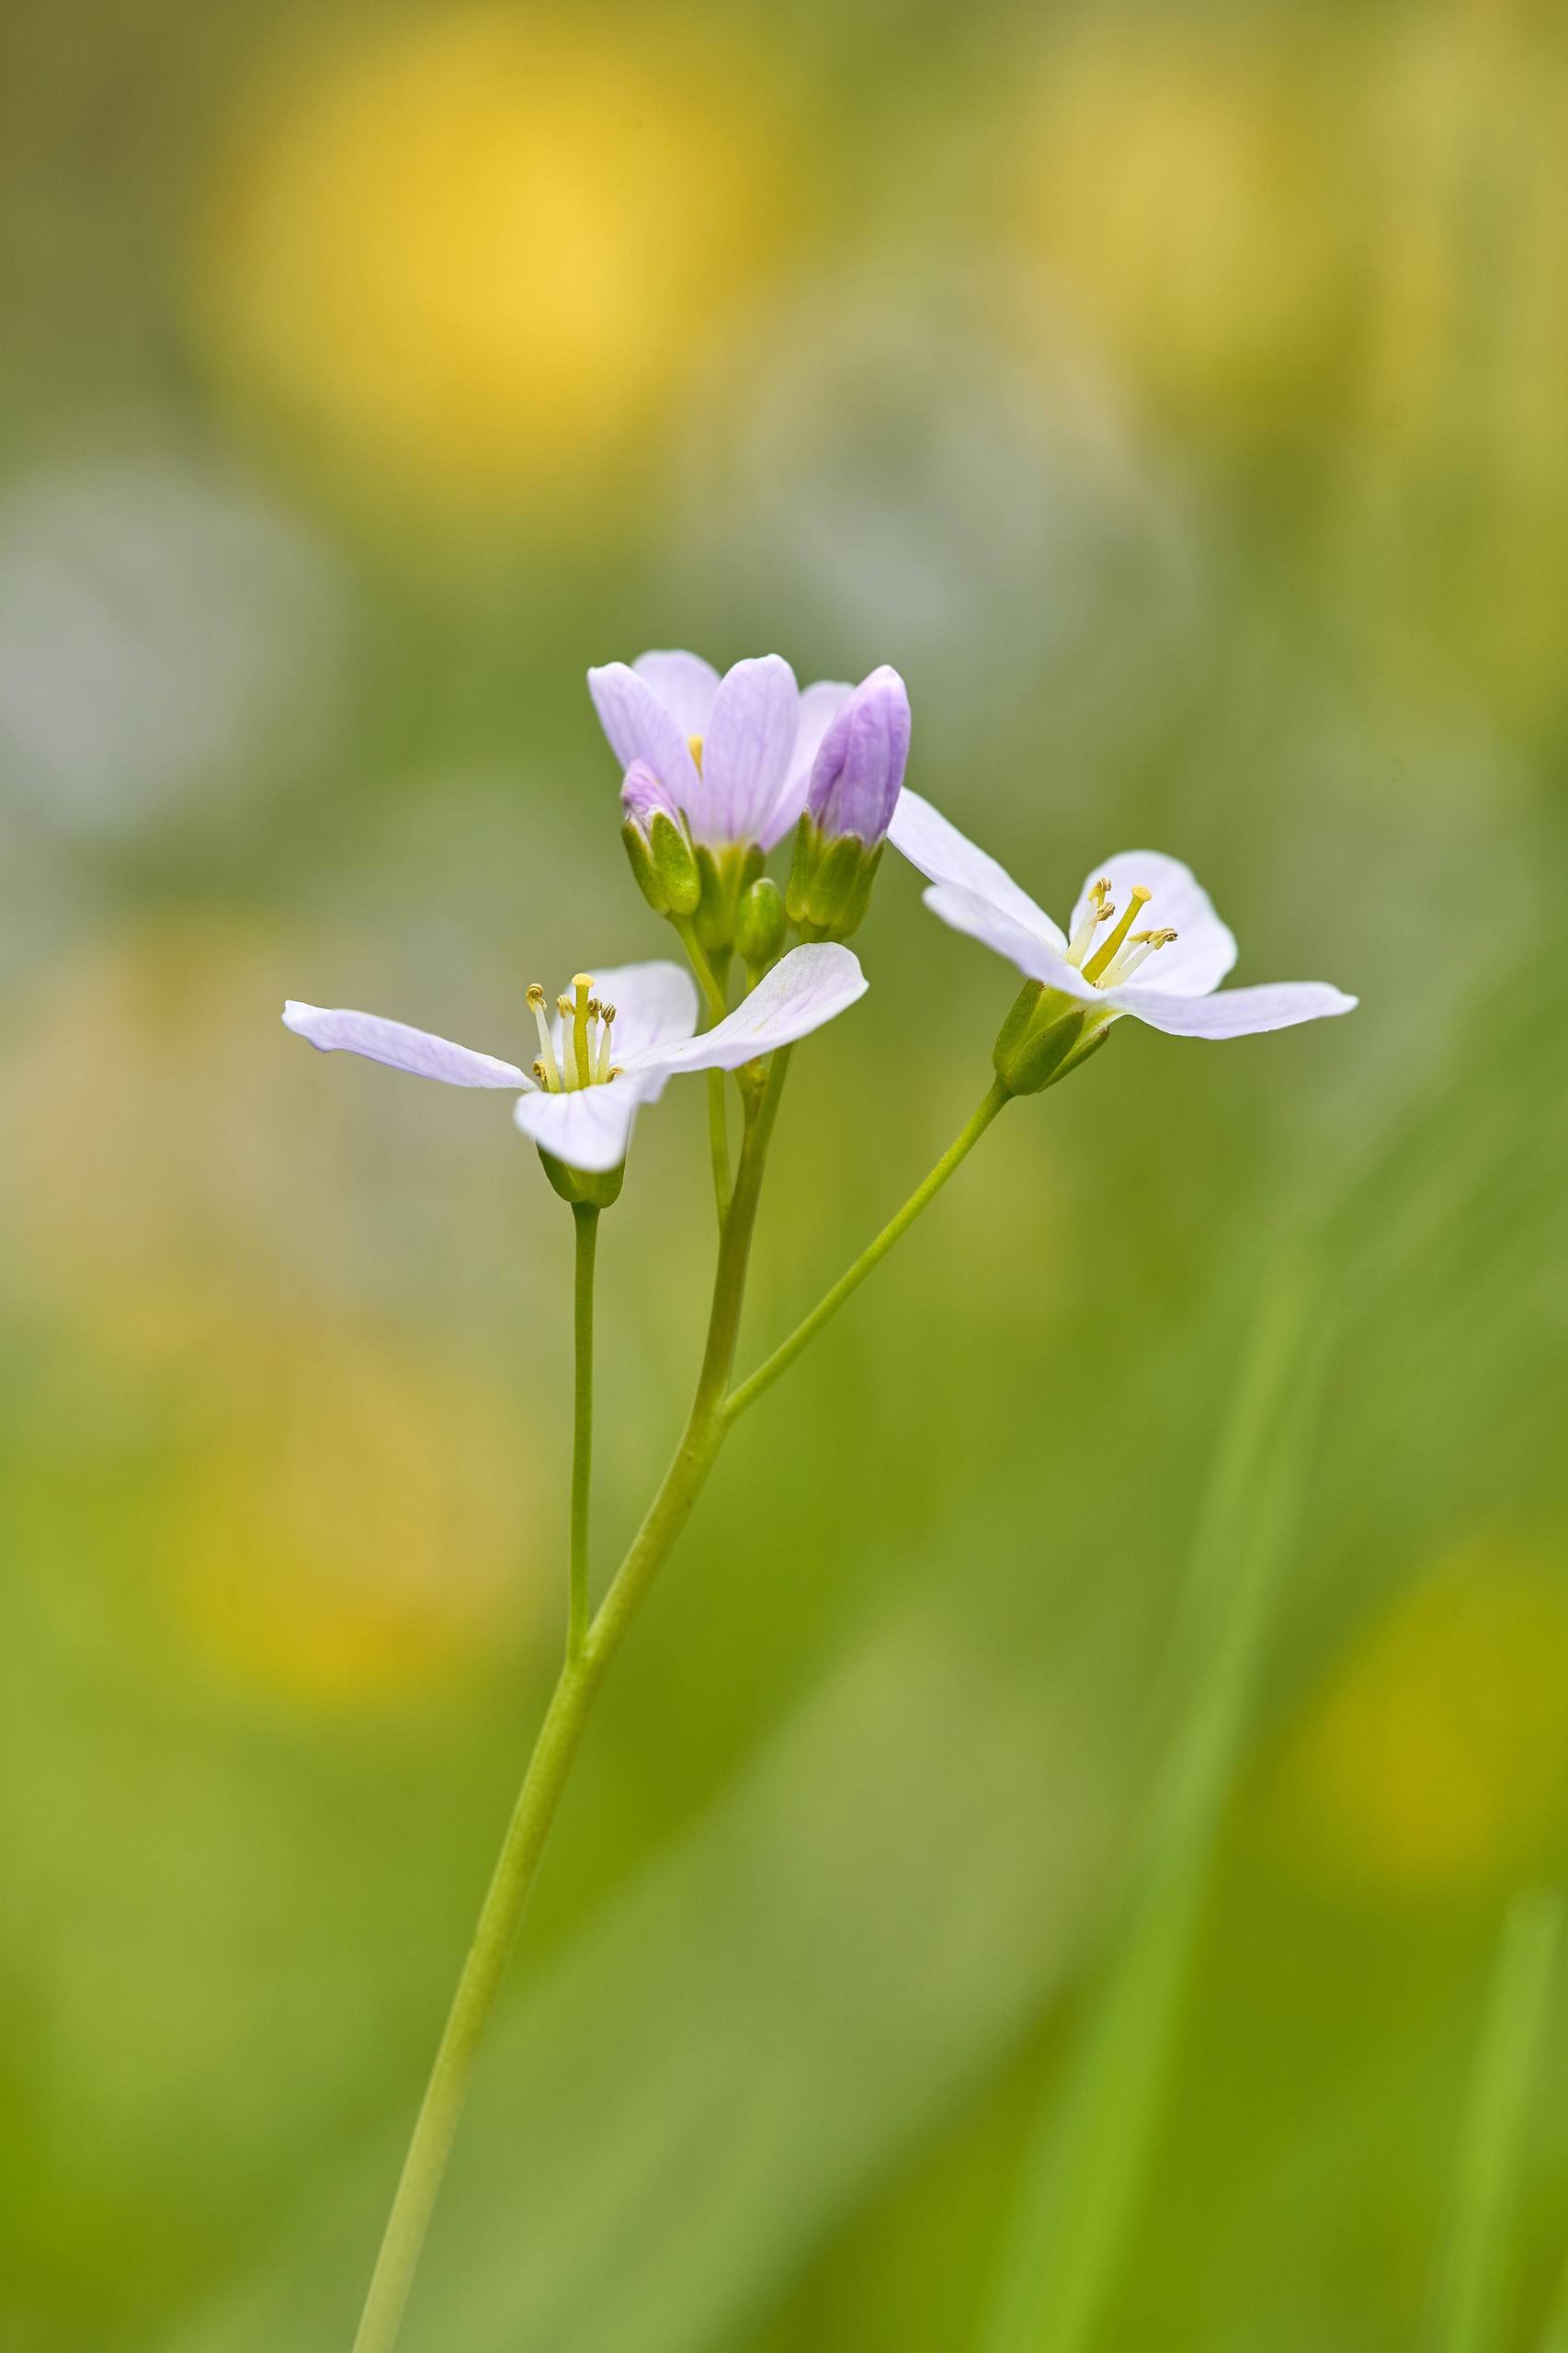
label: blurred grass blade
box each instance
[980,1264,1319,2353]
[1434,1888,1562,2353]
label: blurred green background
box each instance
[4,0,1567,2346]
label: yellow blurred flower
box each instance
[169,1318,526,1706]
[1271,1551,1568,1897]
[197,8,795,519]
[1011,28,1358,440]
[0,918,540,1702]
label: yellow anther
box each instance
[585,997,601,1020]
[526,982,547,1008]
[1084,885,1152,983]
[687,734,705,774]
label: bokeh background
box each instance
[4,0,1567,2346]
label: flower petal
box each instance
[698,654,799,845]
[635,943,867,1075]
[920,887,1099,999]
[514,1077,652,1173]
[282,1002,529,1087]
[1106,979,1358,1038]
[1070,851,1237,995]
[761,677,851,849]
[575,961,698,1063]
[888,790,1067,952]
[587,663,701,805]
[631,649,720,739]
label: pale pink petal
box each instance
[514,1078,651,1173]
[888,790,1066,952]
[761,678,851,848]
[920,888,1099,1000]
[631,650,721,738]
[1106,979,1358,1038]
[283,1002,529,1087]
[698,654,799,845]
[587,663,701,805]
[1070,851,1237,995]
[634,944,866,1075]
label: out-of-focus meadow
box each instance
[3,0,1567,2346]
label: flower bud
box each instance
[620,760,699,917]
[804,665,910,849]
[784,665,907,941]
[734,875,786,972]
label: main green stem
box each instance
[723,1077,1011,1426]
[349,1058,1003,2353]
[566,1204,598,1662]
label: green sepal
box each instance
[992,981,1111,1096]
[734,875,786,972]
[786,818,883,942]
[650,810,700,916]
[693,842,763,954]
[538,1148,625,1209]
[621,818,665,914]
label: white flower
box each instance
[283,944,867,1173]
[887,790,1356,1043]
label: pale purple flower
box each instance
[588,651,854,851]
[888,790,1357,1040]
[284,945,867,1174]
[804,665,911,848]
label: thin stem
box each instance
[349,1052,790,2353]
[672,918,733,1223]
[671,916,730,1026]
[706,1071,732,1226]
[723,1075,1010,1426]
[566,1204,598,1662]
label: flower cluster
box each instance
[284,647,1354,1181]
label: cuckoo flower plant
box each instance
[305,641,1358,2353]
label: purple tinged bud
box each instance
[804,665,911,847]
[620,757,680,834]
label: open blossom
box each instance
[589,650,853,852]
[284,945,867,1173]
[888,790,1356,1047]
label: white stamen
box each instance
[1066,879,1115,968]
[527,983,562,1092]
[595,1006,617,1084]
[1102,927,1178,987]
